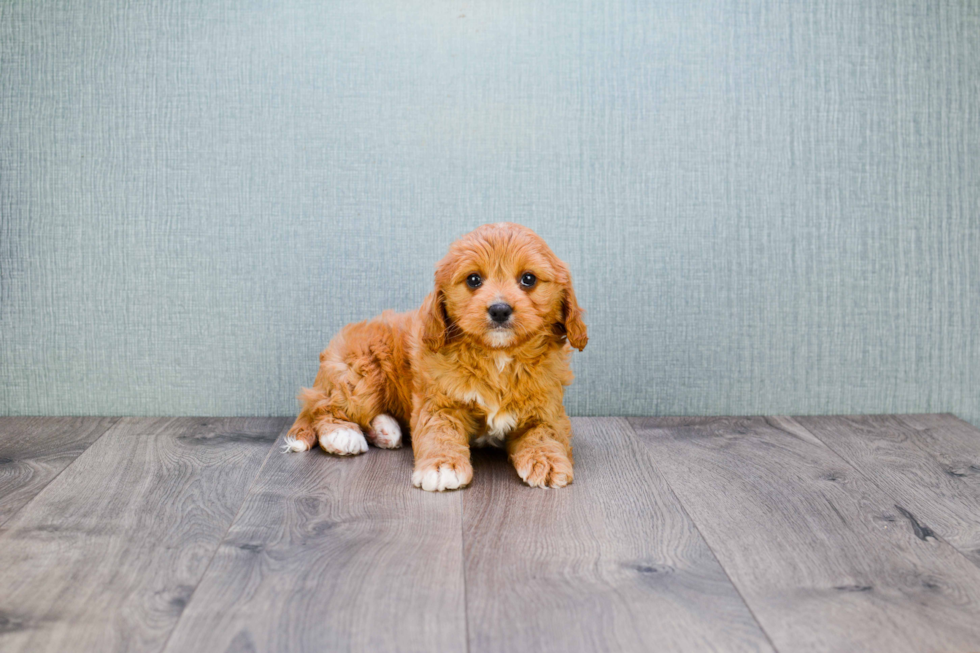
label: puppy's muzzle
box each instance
[488,303,513,325]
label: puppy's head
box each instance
[422,223,587,352]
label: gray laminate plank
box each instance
[792,414,980,569]
[0,417,118,526]
[462,417,775,653]
[162,432,467,653]
[0,417,285,653]
[629,416,980,653]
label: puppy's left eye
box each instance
[519,272,537,288]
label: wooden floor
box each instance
[1,416,980,652]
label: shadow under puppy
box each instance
[285,222,588,491]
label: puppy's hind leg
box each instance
[284,386,368,456]
[288,320,404,456]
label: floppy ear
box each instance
[421,290,449,352]
[560,272,588,351]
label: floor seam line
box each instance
[157,418,289,653]
[0,416,122,531]
[621,417,783,653]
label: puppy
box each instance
[284,222,587,491]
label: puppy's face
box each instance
[423,223,587,352]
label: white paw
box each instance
[412,464,468,492]
[281,436,310,453]
[367,414,402,449]
[319,427,369,456]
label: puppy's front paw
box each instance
[513,448,573,489]
[318,426,369,456]
[412,458,473,492]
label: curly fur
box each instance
[286,222,587,491]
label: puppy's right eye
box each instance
[465,273,483,289]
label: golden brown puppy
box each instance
[284,222,587,491]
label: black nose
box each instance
[488,303,513,324]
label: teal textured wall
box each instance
[1,1,978,425]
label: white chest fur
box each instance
[461,388,518,448]
[494,352,512,372]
